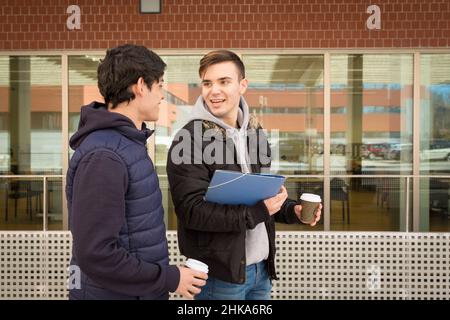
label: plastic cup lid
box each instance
[300,193,321,202]
[186,258,209,273]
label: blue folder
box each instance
[205,170,285,206]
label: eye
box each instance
[220,79,230,85]
[202,82,212,88]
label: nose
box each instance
[210,82,221,94]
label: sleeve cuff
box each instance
[246,200,270,229]
[166,265,180,293]
[286,201,301,224]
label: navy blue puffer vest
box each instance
[66,128,169,299]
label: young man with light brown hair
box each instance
[167,50,321,300]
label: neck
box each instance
[109,102,142,129]
[222,107,239,128]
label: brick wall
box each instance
[1,0,449,50]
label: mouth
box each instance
[209,99,225,107]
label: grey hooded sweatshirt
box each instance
[190,95,269,266]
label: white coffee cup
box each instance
[185,258,209,274]
[300,193,321,203]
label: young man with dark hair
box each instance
[166,50,321,300]
[66,44,207,300]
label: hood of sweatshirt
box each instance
[190,96,250,132]
[69,101,153,150]
[189,96,252,173]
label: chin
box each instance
[208,108,225,117]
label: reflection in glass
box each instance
[243,55,324,176]
[0,56,63,230]
[422,177,450,232]
[330,54,413,175]
[157,56,203,230]
[330,177,411,231]
[330,54,413,231]
[0,56,63,174]
[420,54,450,231]
[46,177,63,230]
[68,56,103,158]
[0,177,63,231]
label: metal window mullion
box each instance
[62,54,69,230]
[413,52,421,232]
[405,176,410,232]
[43,176,47,231]
[323,52,331,231]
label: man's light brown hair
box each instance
[199,50,245,80]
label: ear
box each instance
[132,77,146,97]
[239,78,248,95]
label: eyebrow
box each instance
[201,77,233,84]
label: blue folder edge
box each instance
[205,170,286,206]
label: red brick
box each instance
[300,39,309,48]
[356,39,365,48]
[347,39,356,48]
[311,40,320,48]
[1,1,449,50]
[230,40,239,48]
[338,39,347,47]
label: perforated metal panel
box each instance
[408,234,450,300]
[44,232,72,299]
[1,231,450,300]
[166,231,185,300]
[274,232,410,300]
[0,232,47,299]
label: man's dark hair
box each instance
[199,50,245,80]
[97,44,166,108]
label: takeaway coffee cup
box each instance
[185,258,209,274]
[299,193,321,224]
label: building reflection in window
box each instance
[243,55,324,231]
[330,54,413,231]
[0,56,62,230]
[420,54,450,232]
[156,56,203,230]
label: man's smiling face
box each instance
[201,61,248,126]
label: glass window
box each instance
[0,56,62,230]
[243,55,324,177]
[330,54,413,231]
[61,56,102,231]
[420,54,450,231]
[68,56,103,158]
[157,55,203,230]
[244,55,324,231]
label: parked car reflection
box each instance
[386,143,413,161]
[420,140,450,162]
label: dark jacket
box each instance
[66,102,179,299]
[166,119,301,284]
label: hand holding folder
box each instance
[205,170,286,206]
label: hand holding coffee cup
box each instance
[176,258,208,299]
[186,258,209,296]
[185,258,209,274]
[297,193,322,225]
